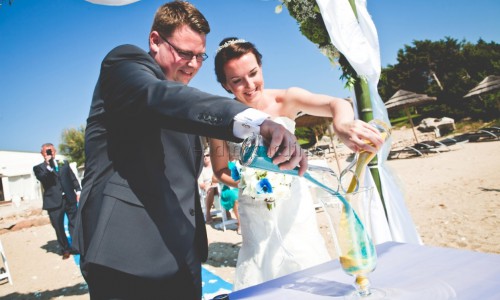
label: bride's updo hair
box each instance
[214,37,263,93]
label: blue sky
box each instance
[1,0,498,152]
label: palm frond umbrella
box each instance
[295,113,332,128]
[385,89,437,143]
[295,112,332,148]
[295,113,343,172]
[463,75,500,99]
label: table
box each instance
[229,242,500,299]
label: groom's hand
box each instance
[259,119,308,176]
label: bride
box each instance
[209,37,383,290]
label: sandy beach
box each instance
[0,128,499,299]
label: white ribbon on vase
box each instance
[316,0,422,244]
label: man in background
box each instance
[33,143,80,259]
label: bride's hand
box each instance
[335,120,384,153]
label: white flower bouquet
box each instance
[240,168,293,210]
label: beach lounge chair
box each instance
[417,136,469,151]
[307,146,327,158]
[388,144,441,159]
[451,126,500,143]
[307,141,335,157]
[389,126,499,159]
[388,137,458,159]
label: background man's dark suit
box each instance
[33,159,81,256]
[73,44,250,293]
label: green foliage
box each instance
[390,112,421,128]
[453,118,500,134]
[295,126,316,147]
[379,38,500,122]
[278,3,500,124]
[283,0,331,47]
[297,15,330,46]
[277,0,357,85]
[295,124,329,148]
[59,125,85,167]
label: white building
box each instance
[0,150,80,208]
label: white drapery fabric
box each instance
[85,0,139,6]
[316,0,422,244]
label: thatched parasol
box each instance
[463,75,500,98]
[295,113,332,128]
[295,98,353,128]
[385,89,437,143]
[295,112,343,172]
[295,112,332,145]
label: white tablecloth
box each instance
[229,242,500,299]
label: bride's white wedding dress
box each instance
[231,117,330,290]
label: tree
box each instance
[59,125,85,167]
[379,38,500,122]
[296,124,328,148]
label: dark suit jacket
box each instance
[74,44,249,280]
[33,161,81,210]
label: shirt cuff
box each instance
[233,108,269,139]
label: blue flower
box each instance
[256,178,273,194]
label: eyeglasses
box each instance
[158,32,208,62]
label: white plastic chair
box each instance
[213,184,238,232]
[199,187,208,219]
[199,184,238,232]
[0,239,13,285]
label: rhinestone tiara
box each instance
[215,39,247,54]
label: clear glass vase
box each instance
[320,187,386,299]
[239,134,386,298]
